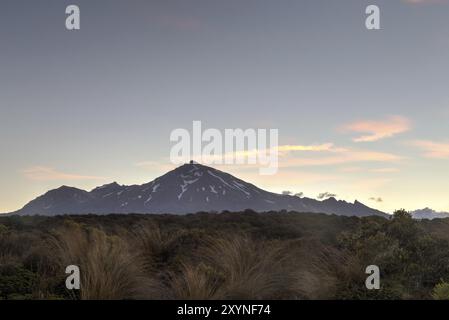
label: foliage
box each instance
[1,210,449,299]
[432,282,449,300]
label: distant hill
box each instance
[8,162,387,217]
[412,208,449,220]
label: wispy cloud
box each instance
[277,143,336,153]
[369,197,383,203]
[317,192,337,200]
[166,141,402,169]
[410,140,449,158]
[342,116,411,142]
[169,143,336,165]
[280,149,402,167]
[371,167,400,173]
[22,167,107,181]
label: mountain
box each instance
[412,208,449,220]
[8,162,387,217]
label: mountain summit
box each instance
[10,163,387,217]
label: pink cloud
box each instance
[277,143,335,153]
[410,140,449,158]
[342,116,411,142]
[22,167,107,181]
[281,149,402,167]
[169,143,337,165]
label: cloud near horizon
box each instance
[317,192,337,200]
[279,148,402,167]
[167,143,337,165]
[22,167,107,181]
[165,142,401,168]
[144,139,403,176]
[410,140,449,158]
[342,116,411,142]
[277,143,336,153]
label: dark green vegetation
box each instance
[1,210,449,300]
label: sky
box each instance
[1,0,449,214]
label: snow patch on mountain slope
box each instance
[178,178,199,200]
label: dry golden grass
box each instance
[129,222,183,271]
[165,234,294,300]
[0,221,367,300]
[168,262,220,299]
[289,240,344,299]
[47,221,158,299]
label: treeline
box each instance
[1,210,449,300]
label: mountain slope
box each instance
[10,162,387,217]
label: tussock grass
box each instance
[48,222,156,299]
[166,234,294,299]
[2,211,446,300]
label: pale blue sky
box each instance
[1,0,449,213]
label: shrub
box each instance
[432,282,449,300]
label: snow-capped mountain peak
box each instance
[9,162,387,217]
